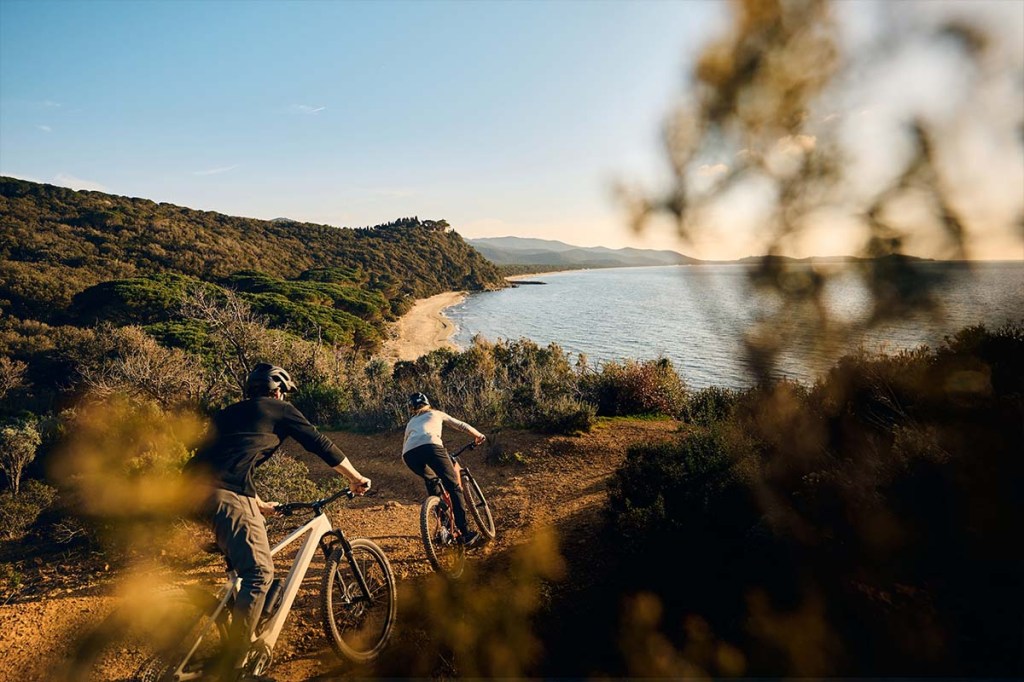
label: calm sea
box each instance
[447,262,1024,389]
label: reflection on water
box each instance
[447,263,1024,389]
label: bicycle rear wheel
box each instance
[63,586,228,682]
[461,471,496,541]
[420,496,465,578]
[321,538,397,663]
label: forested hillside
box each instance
[0,176,506,416]
[0,176,504,338]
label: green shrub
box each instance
[253,454,322,504]
[0,418,41,495]
[292,381,351,428]
[586,358,686,417]
[528,395,595,434]
[381,338,588,434]
[681,385,738,426]
[607,430,757,551]
[0,479,57,540]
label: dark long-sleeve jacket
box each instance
[184,397,345,497]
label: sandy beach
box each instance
[380,290,467,363]
[380,273,563,363]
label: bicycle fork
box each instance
[321,528,374,607]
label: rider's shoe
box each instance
[461,530,482,548]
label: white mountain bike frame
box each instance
[172,494,356,680]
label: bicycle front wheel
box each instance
[420,496,466,578]
[461,472,496,541]
[321,538,397,663]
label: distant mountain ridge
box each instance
[469,236,939,270]
[468,236,701,268]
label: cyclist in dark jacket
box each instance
[184,363,370,681]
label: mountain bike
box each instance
[420,442,496,578]
[66,487,397,681]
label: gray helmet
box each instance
[408,392,430,409]
[246,363,297,397]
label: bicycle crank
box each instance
[244,641,274,676]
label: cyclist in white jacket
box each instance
[402,392,486,546]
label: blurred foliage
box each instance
[378,525,566,678]
[625,0,1024,381]
[604,323,1024,676]
[600,2,1024,669]
[45,396,207,557]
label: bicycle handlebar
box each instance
[449,441,477,460]
[276,488,355,517]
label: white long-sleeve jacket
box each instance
[402,409,483,455]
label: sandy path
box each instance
[380,291,466,363]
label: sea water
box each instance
[446,262,1024,389]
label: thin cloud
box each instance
[53,173,108,192]
[292,104,326,114]
[193,164,239,176]
[36,125,52,133]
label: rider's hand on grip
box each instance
[351,477,371,495]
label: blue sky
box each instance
[3,1,1021,260]
[1,0,721,253]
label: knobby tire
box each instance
[420,495,466,578]
[461,472,496,540]
[320,538,397,663]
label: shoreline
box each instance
[380,291,467,363]
[504,269,580,282]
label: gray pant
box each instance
[201,488,274,672]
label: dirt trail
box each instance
[0,419,679,681]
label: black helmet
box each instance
[246,363,297,397]
[408,392,430,409]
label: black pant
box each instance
[402,443,470,535]
[199,488,274,674]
